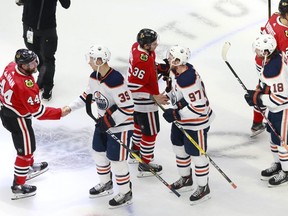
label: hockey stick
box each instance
[85,94,181,197]
[268,0,271,18]
[155,102,237,189]
[222,42,288,150]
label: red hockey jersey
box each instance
[128,42,159,95]
[256,12,288,66]
[0,62,61,119]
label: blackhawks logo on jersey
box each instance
[285,30,288,38]
[25,79,34,88]
[140,53,148,61]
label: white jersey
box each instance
[260,52,288,113]
[167,63,215,130]
[69,68,134,133]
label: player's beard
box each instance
[25,67,38,75]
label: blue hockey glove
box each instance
[163,108,181,123]
[96,114,116,132]
[244,90,263,107]
[96,105,118,132]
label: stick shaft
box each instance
[222,42,286,149]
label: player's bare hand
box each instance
[61,106,71,117]
[153,93,170,105]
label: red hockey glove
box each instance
[157,59,170,76]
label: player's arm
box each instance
[22,91,62,120]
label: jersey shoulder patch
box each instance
[25,79,34,88]
[140,53,148,61]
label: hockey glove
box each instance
[176,98,188,110]
[244,90,263,107]
[96,114,116,132]
[163,108,181,123]
[157,59,170,76]
[96,105,118,132]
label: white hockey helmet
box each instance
[87,45,111,65]
[252,34,277,57]
[167,45,191,66]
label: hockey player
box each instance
[251,0,288,136]
[245,34,288,187]
[66,45,134,208]
[0,48,70,200]
[127,28,169,177]
[162,45,215,204]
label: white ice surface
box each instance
[0,0,287,215]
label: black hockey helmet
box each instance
[15,49,38,65]
[137,28,158,47]
[279,0,288,16]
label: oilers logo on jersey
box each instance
[94,91,109,110]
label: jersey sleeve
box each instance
[17,82,62,120]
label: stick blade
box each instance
[222,42,231,61]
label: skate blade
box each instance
[169,186,193,193]
[108,200,133,209]
[11,192,36,200]
[268,181,288,188]
[137,171,162,178]
[89,189,113,198]
[260,175,275,181]
[190,194,211,205]
[250,128,266,138]
[26,167,49,181]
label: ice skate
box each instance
[261,162,281,181]
[250,122,266,138]
[89,180,113,198]
[190,184,211,205]
[11,183,37,200]
[268,170,288,187]
[26,161,49,181]
[109,183,132,209]
[137,162,162,177]
[170,169,193,192]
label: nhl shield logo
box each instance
[25,79,34,88]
